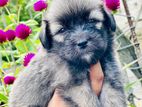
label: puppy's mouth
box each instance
[59,42,103,66]
[72,46,102,65]
[81,53,93,62]
[76,46,97,58]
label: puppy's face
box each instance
[40,0,116,65]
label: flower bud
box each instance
[0,0,8,7]
[0,30,6,43]
[24,53,35,67]
[6,30,16,41]
[104,0,120,11]
[15,24,32,40]
[34,0,48,11]
[4,75,16,85]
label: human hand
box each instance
[48,62,104,107]
[48,89,68,107]
[90,62,104,96]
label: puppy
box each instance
[9,0,127,107]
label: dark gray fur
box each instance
[9,0,127,107]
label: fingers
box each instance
[48,89,68,107]
[90,62,104,96]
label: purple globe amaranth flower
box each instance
[104,0,120,11]
[0,29,6,43]
[34,0,48,11]
[5,30,16,41]
[4,75,16,85]
[0,0,8,7]
[24,53,35,67]
[15,24,32,40]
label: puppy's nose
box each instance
[77,40,88,49]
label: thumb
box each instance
[90,62,104,96]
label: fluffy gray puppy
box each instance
[9,0,127,107]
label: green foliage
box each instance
[0,93,8,104]
[0,0,50,106]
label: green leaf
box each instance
[125,78,142,91]
[4,23,16,31]
[15,39,28,53]
[25,0,37,9]
[0,93,8,103]
[21,19,39,26]
[26,39,36,52]
[2,62,11,69]
[8,14,18,22]
[33,12,42,19]
[14,66,24,77]
[0,50,19,55]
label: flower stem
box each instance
[8,41,17,70]
[4,6,10,15]
[0,68,6,74]
[0,68,8,95]
[0,53,6,74]
[0,9,7,28]
[17,5,21,24]
[4,6,17,24]
[22,40,29,52]
[2,44,11,64]
[29,38,37,51]
[1,78,8,96]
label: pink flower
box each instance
[34,0,48,11]
[0,29,6,43]
[23,53,35,67]
[15,24,32,40]
[4,75,16,85]
[5,30,16,41]
[104,0,120,11]
[0,0,8,7]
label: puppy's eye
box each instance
[57,28,66,34]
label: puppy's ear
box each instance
[39,21,52,50]
[103,8,116,32]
